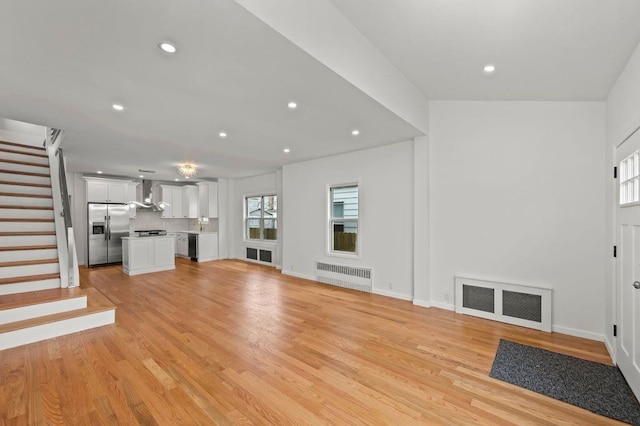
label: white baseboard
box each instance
[604,336,616,363]
[431,301,455,311]
[552,325,605,342]
[123,265,175,276]
[281,269,315,281]
[412,299,431,308]
[372,288,412,301]
[197,256,219,262]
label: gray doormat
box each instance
[490,340,640,425]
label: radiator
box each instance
[454,276,552,332]
[316,262,372,293]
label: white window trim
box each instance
[326,181,361,259]
[243,192,278,242]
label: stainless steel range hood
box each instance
[130,180,169,212]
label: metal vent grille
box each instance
[503,290,542,322]
[259,249,272,263]
[455,276,552,332]
[462,285,495,313]
[316,262,372,293]
[246,247,258,260]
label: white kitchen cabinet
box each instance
[160,185,183,218]
[86,178,131,203]
[122,236,175,276]
[176,232,189,257]
[197,182,218,218]
[182,186,199,218]
[197,233,218,262]
[166,233,178,257]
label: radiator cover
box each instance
[316,262,373,293]
[455,276,552,332]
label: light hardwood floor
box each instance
[0,258,622,425]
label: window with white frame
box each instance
[245,195,277,241]
[620,150,639,205]
[329,184,358,254]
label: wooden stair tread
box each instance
[0,258,58,268]
[0,231,56,236]
[0,272,60,285]
[0,158,49,168]
[0,218,54,222]
[0,305,115,334]
[0,287,84,310]
[0,192,52,199]
[0,180,51,188]
[0,245,57,252]
[0,140,46,152]
[0,147,48,159]
[0,205,53,210]
[0,169,50,178]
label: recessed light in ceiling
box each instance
[484,64,496,73]
[283,148,291,153]
[351,129,360,136]
[287,102,297,109]
[174,178,179,181]
[159,42,177,54]
[97,170,103,174]
[139,175,144,178]
[112,104,124,111]
[219,132,227,138]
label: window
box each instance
[245,195,277,240]
[329,184,358,254]
[620,150,639,205]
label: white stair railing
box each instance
[45,128,79,287]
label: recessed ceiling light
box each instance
[139,175,144,178]
[484,64,496,73]
[219,132,227,138]
[283,148,291,153]
[97,170,103,174]
[351,129,360,136]
[174,178,179,181]
[288,101,297,109]
[159,42,177,54]
[112,104,124,111]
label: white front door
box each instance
[616,128,640,400]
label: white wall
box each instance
[281,141,414,300]
[429,101,606,339]
[605,39,640,357]
[228,171,279,264]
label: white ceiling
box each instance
[2,1,640,180]
[0,0,421,180]
[330,0,640,100]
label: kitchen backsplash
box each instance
[129,210,218,233]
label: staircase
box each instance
[0,139,115,350]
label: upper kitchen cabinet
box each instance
[197,182,218,218]
[85,177,131,203]
[160,185,183,219]
[182,186,199,219]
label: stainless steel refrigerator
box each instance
[88,203,130,266]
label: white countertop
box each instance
[170,231,218,235]
[122,235,176,240]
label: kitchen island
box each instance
[122,235,175,276]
